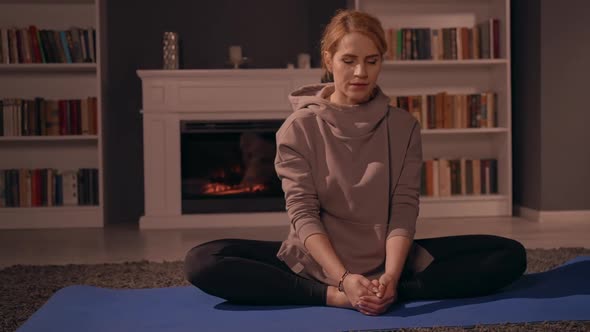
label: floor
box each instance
[0,216,589,268]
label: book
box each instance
[61,170,78,206]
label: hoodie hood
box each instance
[288,83,391,138]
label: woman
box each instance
[184,9,526,316]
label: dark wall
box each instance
[512,0,590,212]
[511,0,542,210]
[540,0,590,210]
[102,0,346,224]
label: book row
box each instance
[0,168,98,207]
[421,158,498,197]
[0,97,98,137]
[390,92,497,129]
[0,26,96,64]
[384,19,501,61]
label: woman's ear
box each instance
[323,51,333,73]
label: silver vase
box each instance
[163,32,179,69]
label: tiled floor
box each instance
[0,216,589,268]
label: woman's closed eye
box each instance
[342,59,379,65]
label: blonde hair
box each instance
[320,9,387,81]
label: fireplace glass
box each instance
[181,120,286,214]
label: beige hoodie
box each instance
[274,84,433,285]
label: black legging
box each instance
[184,234,527,306]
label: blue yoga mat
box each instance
[18,256,590,332]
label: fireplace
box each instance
[137,68,321,229]
[181,120,285,213]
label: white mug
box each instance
[297,53,311,69]
[229,46,243,68]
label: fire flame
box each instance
[203,183,267,196]
[201,164,269,195]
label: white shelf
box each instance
[0,206,102,229]
[0,135,98,142]
[421,194,507,202]
[383,59,508,67]
[0,0,92,3]
[420,195,510,219]
[0,63,97,73]
[0,205,99,210]
[421,128,508,135]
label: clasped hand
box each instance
[342,273,397,316]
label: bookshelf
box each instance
[355,0,512,218]
[0,0,103,228]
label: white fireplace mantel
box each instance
[137,69,322,229]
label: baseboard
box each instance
[515,206,541,221]
[538,210,590,222]
[514,205,590,222]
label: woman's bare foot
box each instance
[326,286,354,308]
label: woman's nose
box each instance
[354,64,367,77]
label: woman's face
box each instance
[324,32,382,105]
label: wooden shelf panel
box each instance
[421,194,507,202]
[0,135,98,142]
[0,63,97,73]
[420,195,511,218]
[0,0,93,5]
[0,205,102,229]
[421,128,508,135]
[383,59,508,67]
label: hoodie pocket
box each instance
[323,217,387,273]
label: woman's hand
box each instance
[342,273,379,309]
[355,274,398,315]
